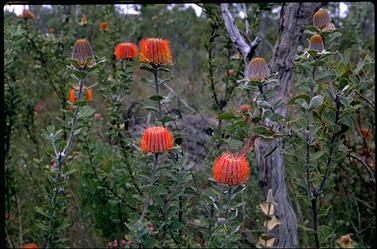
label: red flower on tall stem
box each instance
[114,42,138,60]
[139,38,173,65]
[213,152,250,186]
[140,126,174,153]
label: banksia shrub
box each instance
[114,42,138,60]
[140,126,174,153]
[22,242,38,249]
[213,152,250,186]
[248,57,270,81]
[139,38,173,65]
[99,22,108,30]
[313,8,331,28]
[21,9,35,19]
[309,34,324,53]
[72,38,96,68]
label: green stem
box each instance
[141,153,159,220]
[224,185,232,248]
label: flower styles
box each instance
[139,38,173,65]
[72,38,96,68]
[22,242,38,249]
[240,104,252,112]
[68,85,93,103]
[309,34,324,53]
[213,152,250,186]
[313,8,331,28]
[21,9,35,19]
[99,22,108,30]
[114,42,138,60]
[140,126,174,153]
[248,57,270,81]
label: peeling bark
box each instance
[222,2,325,247]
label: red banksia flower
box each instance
[213,152,250,186]
[68,86,93,103]
[21,9,36,19]
[309,34,324,53]
[248,57,270,81]
[140,126,174,153]
[48,27,56,33]
[114,42,138,60]
[99,22,108,30]
[22,242,38,249]
[240,104,252,112]
[313,8,331,28]
[139,38,173,65]
[68,88,78,103]
[72,38,95,68]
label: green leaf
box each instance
[295,99,309,110]
[159,115,177,123]
[149,95,165,101]
[78,105,95,118]
[288,94,309,105]
[336,63,346,78]
[251,126,274,138]
[318,225,334,244]
[144,105,159,112]
[73,70,88,80]
[218,112,237,120]
[327,124,341,133]
[309,95,324,110]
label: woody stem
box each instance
[153,67,164,126]
[141,153,159,220]
[224,185,232,248]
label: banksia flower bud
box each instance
[240,104,252,112]
[68,88,78,103]
[48,27,56,33]
[313,8,331,28]
[114,42,138,60]
[139,38,173,65]
[322,22,336,32]
[80,15,88,25]
[85,88,93,102]
[72,38,95,68]
[21,9,36,19]
[213,152,250,186]
[140,126,174,153]
[248,57,270,81]
[309,34,324,53]
[99,22,108,30]
[22,242,39,249]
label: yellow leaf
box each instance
[264,215,281,230]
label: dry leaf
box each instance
[256,234,276,248]
[259,202,276,216]
[264,215,281,230]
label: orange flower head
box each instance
[21,9,36,19]
[22,242,38,249]
[322,22,336,32]
[248,57,270,81]
[213,152,250,186]
[72,38,95,68]
[240,104,252,112]
[359,127,372,140]
[99,22,108,30]
[139,38,173,65]
[140,126,174,153]
[309,34,324,53]
[114,42,138,60]
[68,88,78,103]
[48,27,56,33]
[339,234,353,248]
[85,88,93,102]
[313,8,331,28]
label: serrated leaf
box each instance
[218,111,237,120]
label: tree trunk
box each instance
[255,3,325,248]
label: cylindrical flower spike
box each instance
[139,38,173,65]
[114,42,138,60]
[313,8,331,28]
[309,34,324,53]
[21,9,36,19]
[213,152,250,186]
[140,126,174,153]
[72,38,96,68]
[322,22,336,32]
[99,22,108,30]
[248,57,270,81]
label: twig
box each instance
[348,154,375,183]
[355,90,375,109]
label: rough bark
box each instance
[256,3,325,248]
[222,2,325,247]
